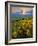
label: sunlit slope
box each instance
[11,19,33,38]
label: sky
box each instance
[10,6,33,20]
[10,6,33,15]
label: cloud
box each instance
[10,7,32,14]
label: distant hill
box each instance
[10,10,32,20]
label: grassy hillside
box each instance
[10,16,33,39]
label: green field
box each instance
[10,17,33,39]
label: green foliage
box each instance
[11,17,33,38]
